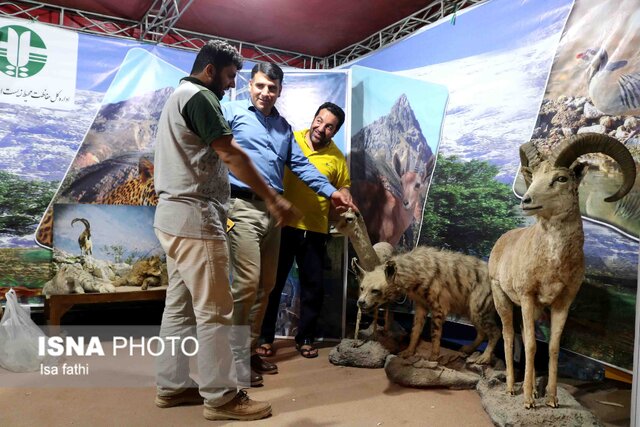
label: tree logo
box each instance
[0,25,47,78]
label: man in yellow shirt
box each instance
[258,102,353,358]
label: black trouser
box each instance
[260,226,328,345]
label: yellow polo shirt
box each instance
[284,129,351,233]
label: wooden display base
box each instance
[44,286,167,325]
[604,365,633,384]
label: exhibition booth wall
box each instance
[343,0,640,374]
[0,0,638,379]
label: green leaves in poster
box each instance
[419,155,522,258]
[0,170,57,235]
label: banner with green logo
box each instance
[0,18,77,110]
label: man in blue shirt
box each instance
[222,63,355,385]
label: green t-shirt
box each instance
[153,77,233,239]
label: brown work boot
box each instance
[155,387,203,408]
[203,390,271,421]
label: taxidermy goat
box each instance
[488,133,636,408]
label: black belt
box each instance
[230,187,263,201]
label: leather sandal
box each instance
[296,339,319,359]
[256,343,275,357]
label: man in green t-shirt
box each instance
[153,40,297,421]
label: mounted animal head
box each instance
[353,258,401,312]
[519,133,636,220]
[334,208,363,237]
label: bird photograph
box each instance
[576,47,640,116]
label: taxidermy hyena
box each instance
[355,246,501,364]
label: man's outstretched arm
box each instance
[211,135,301,227]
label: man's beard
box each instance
[207,77,225,100]
[311,131,329,147]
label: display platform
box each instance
[44,286,167,326]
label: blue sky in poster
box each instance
[75,34,257,101]
[343,0,574,185]
[53,204,162,261]
[75,34,196,93]
[351,65,447,153]
[351,0,574,71]
[100,48,188,104]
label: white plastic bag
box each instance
[0,289,51,372]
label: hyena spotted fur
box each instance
[355,246,501,364]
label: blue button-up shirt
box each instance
[222,99,336,198]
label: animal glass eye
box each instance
[372,289,381,295]
[556,176,568,183]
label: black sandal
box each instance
[296,339,318,359]
[256,343,275,357]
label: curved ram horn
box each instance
[553,133,636,202]
[519,141,542,169]
[519,141,542,188]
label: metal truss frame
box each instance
[140,0,196,43]
[323,0,487,68]
[0,0,324,68]
[0,0,485,69]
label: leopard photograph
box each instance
[36,156,158,249]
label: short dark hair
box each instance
[191,40,243,74]
[315,102,345,132]
[251,63,284,85]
